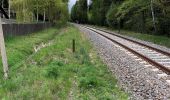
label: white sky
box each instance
[68,0,77,12]
[68,0,91,12]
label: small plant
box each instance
[79,48,91,65]
[44,61,65,79]
[51,61,64,67]
[44,66,59,79]
[79,65,97,76]
[79,76,98,89]
[2,80,18,92]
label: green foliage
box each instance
[44,66,59,79]
[0,28,58,78]
[44,61,65,79]
[89,0,113,25]
[79,76,99,89]
[87,0,170,35]
[71,0,88,23]
[79,48,91,65]
[78,65,99,89]
[119,29,170,48]
[11,0,69,23]
[114,0,150,32]
[106,3,119,28]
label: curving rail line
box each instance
[80,25,170,75]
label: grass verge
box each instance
[120,30,170,48]
[93,26,170,48]
[0,28,58,79]
[0,25,128,99]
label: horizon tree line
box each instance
[71,0,170,36]
[0,0,69,24]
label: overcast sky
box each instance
[68,0,77,12]
[68,0,91,12]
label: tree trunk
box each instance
[43,10,46,22]
[36,12,38,22]
[37,5,38,22]
[8,0,10,19]
[151,0,157,33]
[32,13,34,22]
[2,0,4,18]
[141,11,146,33]
[23,2,25,22]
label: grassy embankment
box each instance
[0,25,128,99]
[94,26,170,48]
[120,30,170,48]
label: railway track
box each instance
[80,25,170,78]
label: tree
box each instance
[71,0,88,23]
[153,0,170,35]
[10,0,69,23]
[88,0,112,25]
[151,0,156,32]
[86,0,170,35]
[71,2,78,22]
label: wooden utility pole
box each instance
[0,18,8,79]
[72,39,75,53]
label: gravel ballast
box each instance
[76,25,170,100]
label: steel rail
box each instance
[81,25,170,75]
[86,25,170,57]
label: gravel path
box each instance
[76,25,170,100]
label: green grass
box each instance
[0,25,128,99]
[93,25,170,48]
[0,28,58,79]
[120,30,170,48]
